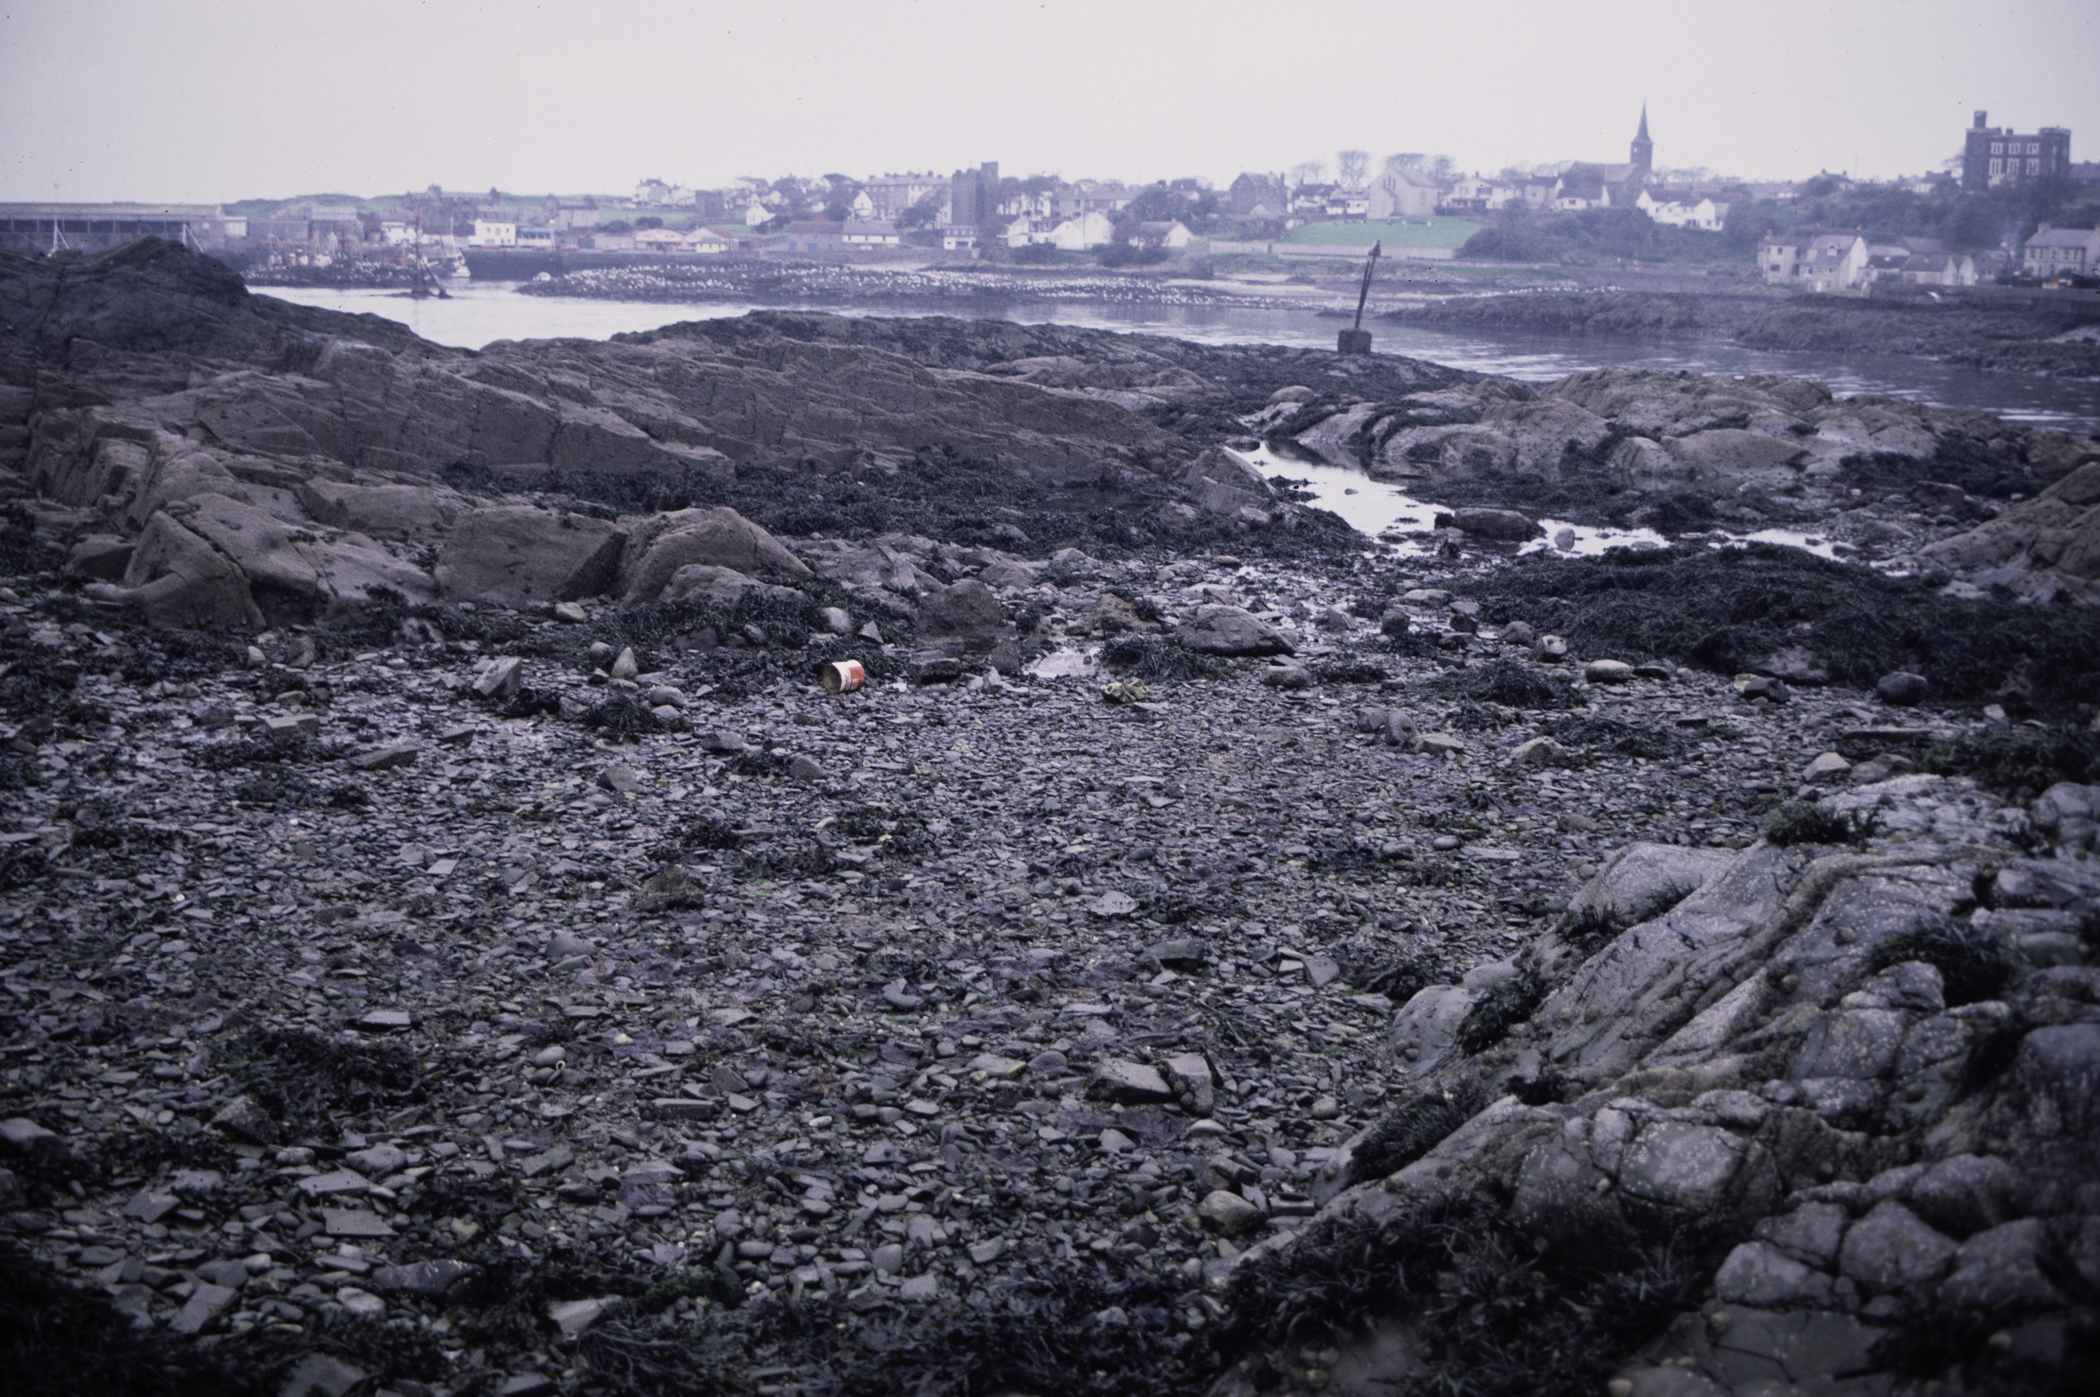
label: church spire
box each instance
[1630,104,1654,182]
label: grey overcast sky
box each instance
[3,0,2096,202]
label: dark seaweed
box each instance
[1455,543,2100,708]
[1870,914,2014,1007]
[1348,1081,1492,1185]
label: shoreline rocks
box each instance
[2,238,2098,1396]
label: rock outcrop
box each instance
[434,505,625,608]
[1920,459,2100,604]
[1250,361,2100,599]
[617,506,812,606]
[1222,775,2100,1397]
[0,242,1355,626]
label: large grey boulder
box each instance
[1838,1199,1957,1293]
[916,578,1006,640]
[1902,1153,2020,1238]
[172,491,431,618]
[434,505,625,607]
[658,565,804,610]
[1451,507,1541,542]
[1752,1201,1849,1269]
[97,510,261,629]
[1661,428,1809,484]
[797,538,944,598]
[1614,1117,1775,1225]
[295,480,469,538]
[1938,1218,2066,1310]
[1387,983,1475,1079]
[1177,604,1293,657]
[1918,460,2100,604]
[1178,447,1274,518]
[1567,843,1739,930]
[1713,1240,1835,1307]
[2031,782,2100,854]
[617,506,811,605]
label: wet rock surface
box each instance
[0,241,2098,1397]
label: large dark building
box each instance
[949,162,1000,226]
[1963,112,2071,192]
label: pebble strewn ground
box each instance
[0,543,2000,1393]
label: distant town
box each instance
[3,108,2097,292]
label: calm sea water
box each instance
[263,280,2100,434]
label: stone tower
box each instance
[1630,105,1653,184]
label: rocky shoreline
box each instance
[1384,290,2100,382]
[506,258,1321,313]
[3,239,2100,1396]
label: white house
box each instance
[1551,174,1611,212]
[633,228,686,250]
[850,190,877,220]
[1636,189,1729,231]
[742,198,772,227]
[683,227,730,253]
[1900,252,1976,286]
[471,219,516,247]
[1048,211,1115,250]
[1322,191,1370,219]
[1132,220,1193,249]
[1442,175,1518,212]
[2021,224,2100,278]
[515,227,554,248]
[1758,232,1869,291]
[941,225,980,252]
[1368,167,1441,219]
[1004,216,1049,248]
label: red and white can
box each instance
[821,659,866,695]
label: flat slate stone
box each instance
[1092,1058,1174,1104]
[371,1259,479,1297]
[322,1208,397,1238]
[297,1170,369,1196]
[349,742,418,771]
[652,1098,719,1119]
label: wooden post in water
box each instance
[1337,240,1381,354]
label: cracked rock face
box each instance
[1,240,2098,1397]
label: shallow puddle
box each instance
[1234,446,1852,564]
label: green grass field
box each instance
[1283,216,1482,249]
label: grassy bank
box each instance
[1282,217,1483,250]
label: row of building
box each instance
[5,107,2092,275]
[1756,224,2100,290]
[1219,110,1742,227]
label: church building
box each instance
[1551,107,1655,211]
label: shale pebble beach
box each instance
[2,239,2099,1397]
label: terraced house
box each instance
[1756,231,1868,291]
[2019,223,2100,279]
